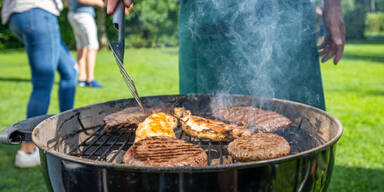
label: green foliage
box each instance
[124,0,179,48]
[0,1,24,49]
[58,8,76,49]
[341,0,356,14]
[365,12,384,35]
[344,0,369,40]
[0,0,179,49]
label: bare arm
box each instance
[78,0,105,7]
[318,0,346,65]
[103,0,134,14]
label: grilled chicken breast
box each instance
[103,107,171,133]
[212,106,292,133]
[123,136,208,166]
[227,133,290,162]
[174,108,249,141]
[134,112,178,142]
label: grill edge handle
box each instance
[0,114,54,145]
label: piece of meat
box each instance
[123,136,208,166]
[210,156,233,165]
[227,133,290,162]
[103,107,171,133]
[212,106,292,133]
[134,113,178,142]
[174,108,249,141]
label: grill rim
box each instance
[32,94,343,173]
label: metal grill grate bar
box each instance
[68,125,106,155]
[108,137,130,163]
[97,134,124,161]
[86,134,115,159]
[79,131,108,156]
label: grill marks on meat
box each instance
[134,113,177,142]
[212,106,292,133]
[227,133,290,162]
[123,136,208,166]
[103,107,171,133]
[174,108,250,141]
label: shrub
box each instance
[366,12,384,35]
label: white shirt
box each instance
[2,0,63,24]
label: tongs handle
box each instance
[113,1,126,44]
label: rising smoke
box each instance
[182,0,322,109]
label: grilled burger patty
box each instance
[212,106,292,132]
[227,133,290,162]
[123,136,208,166]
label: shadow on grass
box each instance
[326,87,384,97]
[329,165,384,191]
[160,49,178,55]
[347,38,384,45]
[0,77,31,83]
[342,52,384,63]
[0,77,60,85]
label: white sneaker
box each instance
[14,148,40,168]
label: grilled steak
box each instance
[227,133,290,162]
[123,136,208,166]
[212,106,292,132]
[103,107,171,133]
[174,108,250,141]
[134,113,178,142]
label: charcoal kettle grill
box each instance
[0,94,342,192]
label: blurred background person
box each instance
[67,0,105,88]
[1,0,77,168]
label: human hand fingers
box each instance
[321,45,336,63]
[105,0,134,14]
[124,0,134,7]
[333,25,345,64]
[318,40,327,50]
[124,2,134,14]
[105,0,120,14]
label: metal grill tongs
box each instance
[110,0,144,111]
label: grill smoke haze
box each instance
[183,0,320,109]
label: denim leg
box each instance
[57,40,77,112]
[9,9,61,118]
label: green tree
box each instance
[344,0,369,40]
[124,0,179,47]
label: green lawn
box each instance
[0,41,383,191]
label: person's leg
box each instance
[83,13,102,88]
[77,47,88,82]
[86,48,98,82]
[9,9,61,165]
[68,11,88,85]
[57,40,77,112]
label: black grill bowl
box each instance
[30,94,342,192]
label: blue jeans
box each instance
[9,8,77,118]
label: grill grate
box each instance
[60,112,324,165]
[66,122,231,165]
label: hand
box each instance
[97,0,105,8]
[104,0,134,14]
[318,0,345,65]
